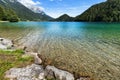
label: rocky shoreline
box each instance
[0,38,90,80]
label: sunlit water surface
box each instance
[0,22,120,80]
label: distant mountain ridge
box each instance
[0,0,52,21]
[1,0,119,22]
[53,14,74,21]
[54,0,120,22]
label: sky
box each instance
[19,0,106,18]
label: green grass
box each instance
[0,49,34,80]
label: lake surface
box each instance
[0,22,120,80]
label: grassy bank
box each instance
[0,50,34,80]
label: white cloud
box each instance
[18,0,40,6]
[18,0,44,12]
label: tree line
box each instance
[75,0,120,22]
[0,5,19,22]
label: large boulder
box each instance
[5,64,75,80]
[0,38,14,50]
[45,65,75,80]
[5,64,45,80]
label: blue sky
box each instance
[19,0,106,18]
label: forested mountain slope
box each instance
[0,0,52,21]
[75,0,120,22]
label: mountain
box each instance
[75,0,120,22]
[0,4,19,22]
[18,1,44,14]
[53,14,74,21]
[0,0,52,21]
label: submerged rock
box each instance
[0,38,14,50]
[77,77,90,80]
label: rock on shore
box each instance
[5,64,45,80]
[0,38,14,50]
[5,64,90,80]
[5,64,76,80]
[45,65,74,80]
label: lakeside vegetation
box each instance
[0,49,34,80]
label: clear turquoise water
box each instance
[1,22,120,42]
[0,22,120,79]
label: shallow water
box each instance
[0,22,120,80]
